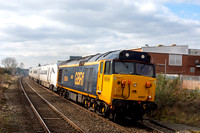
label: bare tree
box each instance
[2,57,18,74]
[20,62,24,69]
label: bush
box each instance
[0,68,11,75]
[152,73,200,127]
[155,74,180,109]
[0,68,4,74]
[4,69,11,75]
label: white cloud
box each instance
[0,0,200,68]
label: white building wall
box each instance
[142,45,188,54]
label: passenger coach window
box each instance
[104,61,112,75]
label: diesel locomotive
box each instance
[56,50,157,120]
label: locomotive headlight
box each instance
[141,54,145,59]
[126,53,129,57]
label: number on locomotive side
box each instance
[75,72,85,86]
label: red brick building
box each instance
[131,45,200,76]
[148,52,200,76]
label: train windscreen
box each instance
[114,61,155,77]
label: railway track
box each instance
[20,77,84,133]
[142,118,177,133]
[27,77,178,133]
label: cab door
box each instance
[97,61,104,94]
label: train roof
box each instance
[60,50,151,66]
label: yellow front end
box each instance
[97,74,156,105]
[112,74,156,102]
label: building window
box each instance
[190,67,195,73]
[169,54,182,66]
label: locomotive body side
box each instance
[57,62,99,99]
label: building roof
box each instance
[141,45,189,54]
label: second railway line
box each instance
[20,77,82,133]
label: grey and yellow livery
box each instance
[57,50,157,121]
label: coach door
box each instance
[47,68,51,83]
[97,61,104,94]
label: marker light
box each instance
[121,80,126,88]
[128,80,131,86]
[145,82,152,88]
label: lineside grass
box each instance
[0,71,17,132]
[152,74,200,127]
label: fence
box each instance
[180,75,200,90]
[160,74,200,90]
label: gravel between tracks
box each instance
[1,78,42,132]
[22,78,79,133]
[26,77,126,133]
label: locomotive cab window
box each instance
[114,61,134,74]
[136,63,155,77]
[104,61,112,75]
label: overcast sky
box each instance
[0,0,200,68]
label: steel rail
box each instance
[137,121,163,133]
[20,77,51,133]
[28,78,130,133]
[148,119,177,132]
[24,78,85,133]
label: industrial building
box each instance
[131,45,200,76]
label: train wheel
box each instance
[110,112,121,122]
[84,100,88,108]
[49,85,53,90]
[111,112,117,122]
[64,91,69,99]
[60,89,64,96]
[92,103,97,112]
[101,103,109,117]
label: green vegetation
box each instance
[152,74,200,127]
